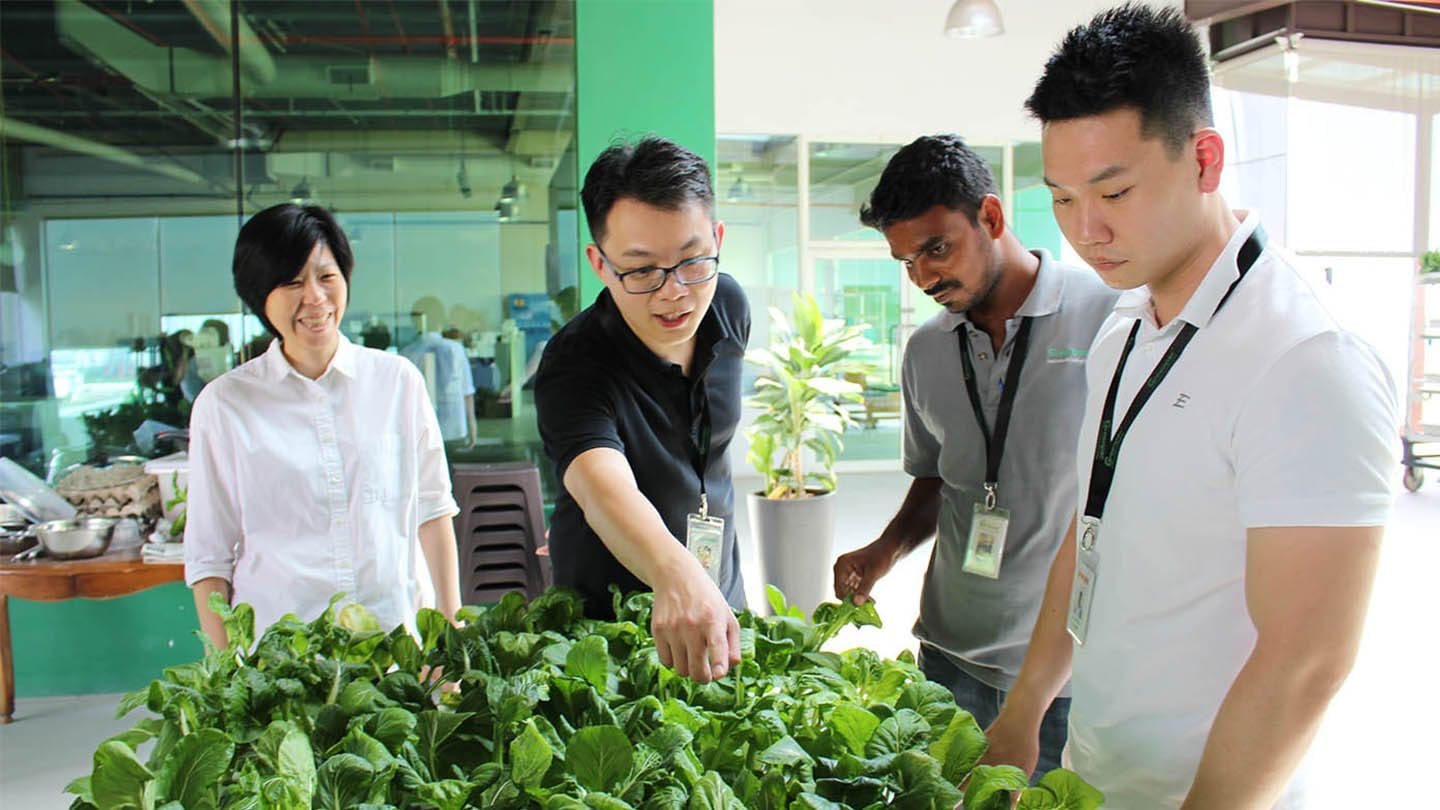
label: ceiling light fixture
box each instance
[944,0,1004,38]
[456,159,473,199]
[499,175,520,204]
[290,177,314,202]
[494,200,515,223]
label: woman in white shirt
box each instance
[183,203,462,647]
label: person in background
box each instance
[534,136,748,684]
[401,296,478,451]
[833,134,1116,780]
[184,203,462,649]
[983,6,1398,807]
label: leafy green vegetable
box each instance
[68,587,1099,808]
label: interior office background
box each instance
[1,0,1435,698]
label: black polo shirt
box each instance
[534,272,749,618]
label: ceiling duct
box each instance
[55,0,572,102]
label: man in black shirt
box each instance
[534,137,748,684]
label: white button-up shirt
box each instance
[184,335,458,634]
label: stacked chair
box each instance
[450,461,551,604]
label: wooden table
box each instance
[0,550,183,723]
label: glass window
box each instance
[808,141,898,242]
[715,135,799,389]
[0,0,577,477]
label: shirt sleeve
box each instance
[405,363,459,524]
[534,349,624,479]
[183,387,244,586]
[901,335,942,479]
[1234,330,1399,528]
[457,344,476,397]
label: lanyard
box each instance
[958,316,1035,509]
[1083,227,1267,529]
[690,395,712,517]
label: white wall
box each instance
[715,0,1180,141]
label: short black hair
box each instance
[1026,3,1213,156]
[580,136,714,244]
[859,134,998,232]
[233,203,353,338]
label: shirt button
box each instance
[978,353,989,361]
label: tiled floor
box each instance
[3,472,1436,808]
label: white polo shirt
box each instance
[1066,213,1398,809]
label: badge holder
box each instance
[686,493,725,584]
[962,483,1010,579]
[1067,517,1101,645]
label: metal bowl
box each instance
[33,517,116,559]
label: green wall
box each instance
[10,582,202,700]
[575,0,716,305]
[1014,184,1065,258]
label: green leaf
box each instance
[896,681,957,729]
[584,794,637,810]
[154,728,232,810]
[91,740,156,810]
[756,736,813,769]
[314,753,375,810]
[644,724,694,762]
[929,709,987,785]
[686,771,743,810]
[963,764,1032,810]
[510,719,554,788]
[415,710,471,775]
[546,797,589,810]
[65,775,94,804]
[864,708,930,757]
[364,707,418,753]
[566,634,611,690]
[415,608,448,654]
[568,725,633,792]
[827,703,881,756]
[414,779,474,810]
[1020,769,1105,810]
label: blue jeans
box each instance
[918,644,1070,784]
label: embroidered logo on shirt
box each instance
[1046,347,1088,363]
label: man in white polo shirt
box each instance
[984,5,1398,808]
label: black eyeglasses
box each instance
[596,248,721,295]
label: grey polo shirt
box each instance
[903,250,1117,692]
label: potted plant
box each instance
[745,292,871,614]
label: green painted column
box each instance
[575,0,716,305]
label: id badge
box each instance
[962,503,1010,579]
[686,513,726,584]
[1067,547,1099,645]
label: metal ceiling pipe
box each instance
[0,117,209,186]
[180,0,277,85]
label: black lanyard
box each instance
[690,393,712,514]
[1084,227,1267,524]
[958,316,1035,507]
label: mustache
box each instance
[924,280,961,297]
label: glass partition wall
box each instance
[0,0,578,477]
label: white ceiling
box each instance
[714,0,1184,144]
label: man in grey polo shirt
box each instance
[832,134,1116,778]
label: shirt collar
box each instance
[597,287,726,377]
[1113,210,1262,332]
[261,333,358,382]
[939,248,1063,333]
[1173,210,1261,330]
